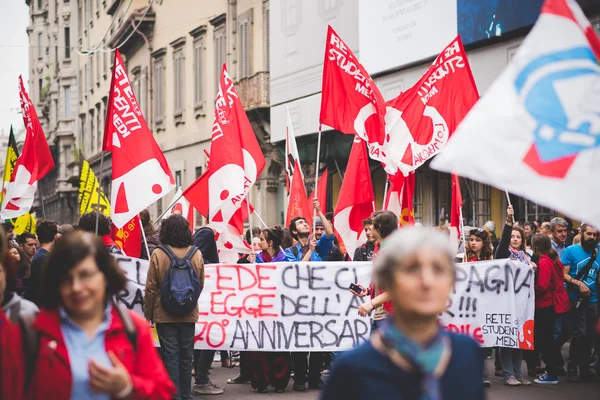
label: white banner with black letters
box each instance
[115,257,534,350]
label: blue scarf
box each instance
[378,318,450,400]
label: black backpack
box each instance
[158,245,202,316]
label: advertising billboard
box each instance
[359,0,596,75]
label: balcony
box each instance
[235,71,270,111]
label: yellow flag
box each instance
[12,213,36,235]
[1,126,19,205]
[79,152,111,216]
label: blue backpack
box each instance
[159,245,202,316]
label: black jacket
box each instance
[193,227,219,264]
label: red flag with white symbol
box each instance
[286,159,313,229]
[103,49,175,228]
[183,64,265,250]
[1,76,55,219]
[308,168,328,214]
[334,139,375,260]
[320,25,386,146]
[386,36,478,185]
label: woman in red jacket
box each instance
[531,233,563,385]
[25,232,175,400]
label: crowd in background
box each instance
[0,201,599,399]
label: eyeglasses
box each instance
[60,269,101,288]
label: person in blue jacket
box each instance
[284,199,335,262]
[322,227,484,400]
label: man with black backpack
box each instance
[561,223,600,383]
[144,215,205,400]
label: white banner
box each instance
[440,259,536,349]
[115,256,373,351]
[115,257,534,350]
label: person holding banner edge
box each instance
[323,227,484,400]
[285,198,335,263]
[494,205,534,386]
[285,199,334,392]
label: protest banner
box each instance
[440,259,535,350]
[115,257,534,351]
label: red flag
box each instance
[103,49,175,228]
[385,36,479,184]
[184,64,265,246]
[286,160,313,228]
[399,173,415,226]
[384,179,401,217]
[1,76,55,219]
[111,216,142,258]
[308,168,328,214]
[334,140,375,260]
[449,174,463,239]
[320,25,386,146]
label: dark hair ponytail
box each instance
[263,226,284,250]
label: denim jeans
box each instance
[156,323,195,400]
[567,300,599,373]
[292,352,325,385]
[195,350,216,385]
[500,347,524,378]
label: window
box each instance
[193,36,204,108]
[132,68,147,117]
[175,171,182,188]
[85,62,89,95]
[64,86,71,118]
[90,54,94,88]
[413,173,424,224]
[173,49,184,117]
[64,27,71,58]
[463,180,491,227]
[78,70,82,100]
[54,99,58,126]
[78,0,82,37]
[89,109,95,153]
[238,9,253,79]
[96,50,101,83]
[195,166,203,224]
[38,0,43,10]
[264,3,270,71]
[152,50,166,127]
[103,49,108,77]
[285,0,297,28]
[214,26,226,90]
[38,78,43,102]
[96,104,102,152]
[89,0,93,24]
[38,33,43,58]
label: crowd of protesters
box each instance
[0,201,598,399]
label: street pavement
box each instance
[192,355,599,399]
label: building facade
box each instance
[25,0,80,223]
[270,0,600,229]
[25,0,274,227]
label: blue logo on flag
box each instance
[514,47,600,163]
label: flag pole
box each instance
[139,215,151,259]
[153,191,185,225]
[253,210,269,229]
[37,181,47,219]
[95,150,105,235]
[333,157,344,181]
[504,189,515,224]
[312,124,323,231]
[246,189,254,240]
[382,175,389,209]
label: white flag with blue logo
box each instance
[432,0,600,227]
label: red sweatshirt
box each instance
[535,255,554,308]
